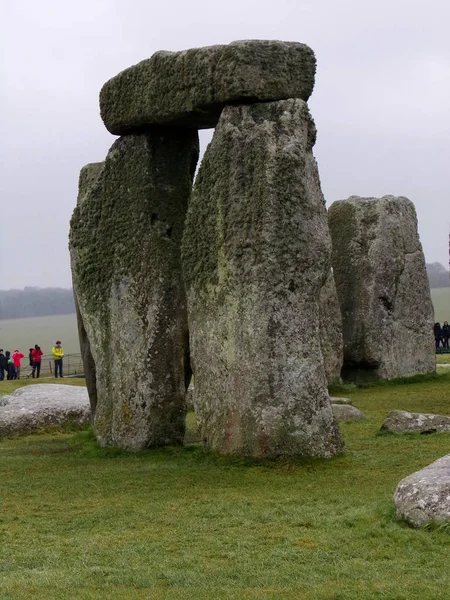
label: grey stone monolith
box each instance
[328,195,435,382]
[182,99,344,458]
[70,131,199,450]
[319,270,343,386]
[71,162,104,415]
[100,40,316,133]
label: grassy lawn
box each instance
[1,375,450,599]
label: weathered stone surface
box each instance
[0,384,90,437]
[328,195,435,381]
[330,397,353,405]
[394,454,450,527]
[182,99,343,458]
[381,410,450,434]
[71,162,104,415]
[70,130,199,450]
[100,40,316,134]
[319,270,343,385]
[331,404,365,422]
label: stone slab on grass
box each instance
[330,397,353,405]
[100,40,316,133]
[394,454,450,527]
[331,403,365,422]
[0,384,90,437]
[381,410,450,434]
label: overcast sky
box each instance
[1,0,449,289]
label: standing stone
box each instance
[319,270,343,386]
[70,131,199,450]
[100,40,316,133]
[328,196,435,381]
[70,162,104,415]
[182,99,343,458]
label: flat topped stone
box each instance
[381,410,450,434]
[0,384,90,437]
[100,40,316,134]
[394,454,450,527]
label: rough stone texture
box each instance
[330,397,353,405]
[319,270,343,385]
[70,130,199,450]
[331,403,365,422]
[328,195,435,382]
[100,40,316,134]
[381,410,450,434]
[394,454,450,527]
[0,384,90,437]
[71,162,104,416]
[182,99,344,458]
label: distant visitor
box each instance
[52,341,64,378]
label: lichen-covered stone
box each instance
[70,131,199,450]
[0,384,90,437]
[330,397,353,405]
[100,40,316,134]
[71,162,104,415]
[328,196,435,382]
[319,270,343,385]
[394,454,450,527]
[381,410,450,434]
[331,404,365,422]
[182,99,343,458]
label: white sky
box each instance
[1,0,449,288]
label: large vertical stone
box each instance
[328,195,435,381]
[182,99,343,458]
[70,162,103,415]
[319,270,343,386]
[70,131,199,450]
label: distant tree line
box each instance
[0,287,75,320]
[427,263,450,288]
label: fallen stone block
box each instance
[394,454,450,527]
[0,384,90,437]
[331,403,365,422]
[100,40,316,133]
[330,397,353,405]
[381,410,450,434]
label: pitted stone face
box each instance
[182,98,343,459]
[100,40,316,134]
[70,131,199,450]
[328,195,435,382]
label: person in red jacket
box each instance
[31,344,43,378]
[12,350,25,379]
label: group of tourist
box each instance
[434,322,450,349]
[0,341,65,380]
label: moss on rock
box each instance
[100,40,316,133]
[70,131,199,450]
[182,99,343,459]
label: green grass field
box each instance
[0,287,444,360]
[431,287,450,323]
[1,374,449,599]
[0,313,80,356]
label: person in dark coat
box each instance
[5,351,16,380]
[434,322,443,350]
[0,350,7,381]
[442,321,450,349]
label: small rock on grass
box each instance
[381,410,450,434]
[332,404,365,422]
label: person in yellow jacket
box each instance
[52,340,64,378]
